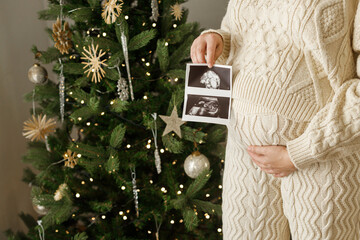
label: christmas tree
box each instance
[6,0,226,239]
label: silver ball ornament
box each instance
[32,202,48,215]
[184,151,210,179]
[28,63,48,84]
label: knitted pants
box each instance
[223,99,360,240]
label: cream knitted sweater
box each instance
[202,0,360,170]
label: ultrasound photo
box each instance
[182,63,232,125]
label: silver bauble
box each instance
[32,202,48,215]
[184,151,210,179]
[28,63,48,84]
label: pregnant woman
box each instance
[191,1,360,239]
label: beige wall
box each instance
[0,0,227,238]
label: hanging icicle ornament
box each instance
[37,220,45,240]
[170,3,183,21]
[131,167,139,217]
[58,59,65,122]
[151,113,161,174]
[81,43,108,83]
[102,0,124,24]
[119,23,135,100]
[150,0,159,22]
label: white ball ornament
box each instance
[28,63,48,84]
[184,151,210,179]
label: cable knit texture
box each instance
[200,0,360,239]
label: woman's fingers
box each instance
[191,33,223,66]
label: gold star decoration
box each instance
[63,149,78,168]
[102,0,124,24]
[52,18,72,55]
[159,107,186,138]
[23,114,57,141]
[170,3,183,21]
[81,43,108,83]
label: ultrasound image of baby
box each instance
[187,97,220,117]
[200,70,220,89]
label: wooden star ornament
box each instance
[160,107,185,138]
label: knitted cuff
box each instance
[286,132,318,170]
[200,29,231,65]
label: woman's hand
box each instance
[247,145,297,178]
[191,32,224,68]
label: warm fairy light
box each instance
[122,63,125,67]
[66,98,69,102]
[86,122,91,126]
[152,23,157,27]
[146,72,151,76]
[121,186,126,190]
[101,112,105,115]
[146,144,151,149]
[66,231,69,234]
[126,144,131,148]
[125,15,129,20]
[87,30,90,35]
[174,78,179,82]
[119,211,124,215]
[91,217,96,221]
[148,139,152,143]
[102,32,107,37]
[123,216,127,220]
[80,129,84,132]
[179,219,183,223]
[99,164,102,168]
[78,117,82,121]
[199,140,204,144]
[221,159,225,163]
[161,187,166,192]
[149,180,153,184]
[102,215,106,219]
[173,24,177,28]
[143,95,148,100]
[145,62,150,66]
[172,160,177,165]
[170,220,175,224]
[126,210,130,213]
[69,91,73,95]
[205,213,210,219]
[55,229,59,233]
[165,42,169,46]
[206,193,210,197]
[160,148,165,153]
[81,100,85,104]
[177,190,181,195]
[137,189,140,192]
[95,123,99,126]
[179,184,184,189]
[90,178,94,182]
[72,214,76,217]
[142,22,146,26]
[148,230,152,234]
[110,100,115,105]
[165,148,168,151]
[171,133,175,136]
[81,181,85,185]
[76,193,80,198]
[141,58,145,62]
[218,185,222,189]
[217,228,222,233]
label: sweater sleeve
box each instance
[199,0,232,65]
[286,3,360,170]
[285,2,360,170]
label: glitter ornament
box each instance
[117,77,129,101]
[150,0,159,22]
[32,203,48,215]
[81,43,108,83]
[23,114,57,142]
[159,107,185,138]
[52,17,72,55]
[102,0,124,24]
[54,183,68,201]
[184,151,210,179]
[28,63,48,85]
[170,3,183,21]
[63,149,79,168]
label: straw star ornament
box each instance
[52,17,72,54]
[102,0,124,24]
[159,107,185,138]
[170,3,183,21]
[81,43,108,83]
[23,115,57,141]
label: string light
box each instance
[218,185,223,189]
[80,129,84,132]
[146,72,151,76]
[148,230,152,234]
[160,148,165,153]
[221,159,225,163]
[75,193,80,198]
[170,220,175,224]
[142,22,146,26]
[101,112,105,115]
[110,100,115,105]
[146,144,151,149]
[165,42,169,46]
[217,228,222,233]
[179,184,184,189]
[121,186,126,190]
[125,15,129,20]
[77,117,82,121]
[145,62,150,66]
[172,160,177,165]
[76,153,81,158]
[141,58,146,62]
[86,122,91,126]
[173,24,177,28]
[148,139,152,143]
[206,193,210,197]
[126,144,131,148]
[55,229,59,233]
[143,95,148,100]
[152,23,157,27]
[205,213,210,219]
[101,215,106,219]
[81,181,85,185]
[89,178,94,182]
[174,78,179,82]
[91,217,96,221]
[177,190,182,195]
[72,214,76,217]
[179,219,183,223]
[149,180,153,184]
[119,211,124,215]
[123,216,128,220]
[102,32,107,37]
